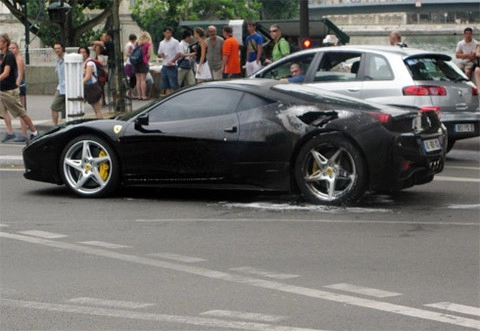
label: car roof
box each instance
[283,45,452,61]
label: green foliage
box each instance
[259,0,299,20]
[1,0,113,46]
[131,0,262,43]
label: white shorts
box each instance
[245,60,263,76]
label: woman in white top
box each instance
[78,46,103,119]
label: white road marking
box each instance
[68,297,154,309]
[18,230,67,239]
[445,166,480,171]
[0,299,322,331]
[0,224,9,227]
[136,219,479,226]
[434,176,480,182]
[446,204,480,210]
[1,231,478,329]
[77,241,130,249]
[323,283,402,298]
[425,302,480,317]
[200,309,288,322]
[147,252,206,263]
[230,266,299,280]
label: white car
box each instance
[251,45,480,151]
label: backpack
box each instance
[87,59,108,84]
[130,45,143,65]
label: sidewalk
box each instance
[0,94,151,168]
[1,95,479,168]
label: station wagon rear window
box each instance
[405,57,465,82]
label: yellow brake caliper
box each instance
[98,150,110,181]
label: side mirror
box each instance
[134,113,162,133]
[134,113,149,131]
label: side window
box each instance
[236,93,273,112]
[149,88,243,122]
[365,55,393,80]
[259,54,314,80]
[314,52,361,82]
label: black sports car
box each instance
[23,80,447,205]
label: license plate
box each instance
[454,123,474,132]
[423,138,442,152]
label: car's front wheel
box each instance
[294,133,367,205]
[60,135,119,197]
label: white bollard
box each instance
[64,53,84,121]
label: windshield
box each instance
[404,57,467,81]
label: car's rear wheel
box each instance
[294,133,367,205]
[60,135,119,197]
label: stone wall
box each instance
[25,66,59,95]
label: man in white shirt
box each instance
[455,27,478,79]
[157,27,182,95]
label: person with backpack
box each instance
[78,46,103,119]
[132,32,153,100]
[265,24,290,78]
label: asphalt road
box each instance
[0,147,478,330]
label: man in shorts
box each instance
[51,42,66,125]
[455,27,478,79]
[157,27,182,95]
[0,33,38,140]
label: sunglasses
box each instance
[269,29,278,33]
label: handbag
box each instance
[178,58,191,70]
[84,82,103,104]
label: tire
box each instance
[60,135,119,197]
[446,139,455,153]
[294,133,367,206]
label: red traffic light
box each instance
[302,39,312,49]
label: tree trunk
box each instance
[112,0,127,112]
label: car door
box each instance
[356,53,399,103]
[121,87,241,183]
[305,50,364,99]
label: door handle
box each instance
[224,126,237,133]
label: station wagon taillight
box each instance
[473,87,478,96]
[403,86,447,96]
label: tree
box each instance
[0,0,114,46]
[259,0,299,20]
[131,0,261,45]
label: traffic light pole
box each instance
[299,0,309,43]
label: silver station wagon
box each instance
[251,45,480,151]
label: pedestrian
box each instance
[92,43,107,107]
[265,24,290,78]
[2,41,28,142]
[0,33,38,141]
[455,27,478,79]
[157,27,182,95]
[206,25,224,80]
[221,25,241,79]
[133,32,153,100]
[177,29,195,87]
[78,46,103,119]
[50,41,66,125]
[193,27,212,82]
[245,21,264,76]
[124,33,137,99]
[265,24,290,64]
[92,31,116,104]
[389,31,407,47]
